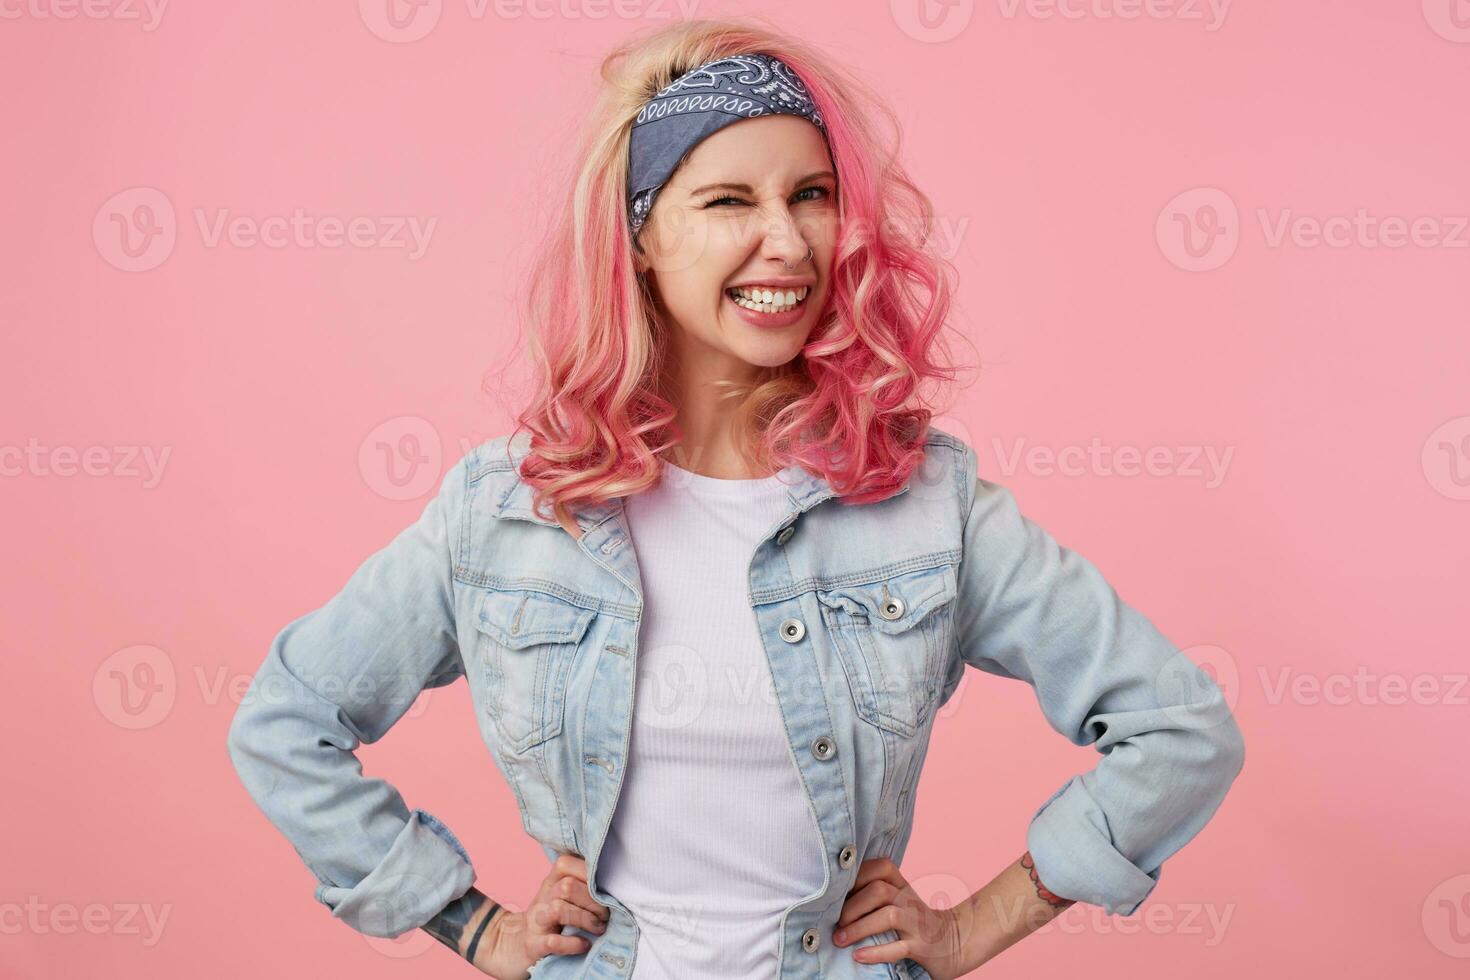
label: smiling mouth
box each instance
[724,285,811,315]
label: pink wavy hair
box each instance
[485,17,973,528]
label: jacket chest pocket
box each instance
[475,588,595,755]
[816,563,958,738]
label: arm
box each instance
[422,885,504,961]
[952,445,1245,921]
[225,450,479,938]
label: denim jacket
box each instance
[226,425,1244,980]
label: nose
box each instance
[757,203,813,270]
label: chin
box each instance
[729,336,808,370]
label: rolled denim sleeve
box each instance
[953,448,1245,916]
[226,450,478,937]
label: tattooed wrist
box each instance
[1020,851,1075,909]
[421,886,498,957]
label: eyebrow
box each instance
[685,171,837,197]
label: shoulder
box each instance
[460,430,530,481]
[918,422,980,513]
[919,423,1032,555]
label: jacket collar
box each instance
[491,436,900,531]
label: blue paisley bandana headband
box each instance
[627,52,829,246]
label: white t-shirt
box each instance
[597,457,828,979]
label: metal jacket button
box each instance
[838,844,857,868]
[802,927,821,952]
[776,525,795,545]
[812,735,836,760]
[879,595,905,620]
[779,618,806,643]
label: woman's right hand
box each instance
[472,853,611,979]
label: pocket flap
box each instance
[477,589,595,649]
[816,562,958,635]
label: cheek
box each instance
[643,210,719,276]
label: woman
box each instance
[227,19,1244,980]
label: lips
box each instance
[722,284,814,328]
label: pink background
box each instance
[4,1,1469,977]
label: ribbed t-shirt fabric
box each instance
[596,457,828,978]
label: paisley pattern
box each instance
[627,52,828,239]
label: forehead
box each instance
[672,114,832,186]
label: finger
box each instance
[532,931,593,958]
[552,872,611,920]
[550,897,608,936]
[836,880,898,930]
[849,935,912,965]
[850,856,903,892]
[833,904,906,948]
[550,852,590,883]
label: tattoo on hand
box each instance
[422,887,496,957]
[1020,851,1075,910]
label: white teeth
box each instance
[727,285,810,313]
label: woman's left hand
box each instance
[832,857,973,980]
